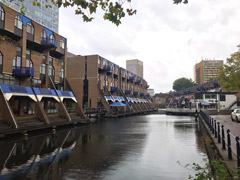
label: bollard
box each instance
[214,120,217,138]
[227,129,232,160]
[217,122,221,143]
[221,125,226,150]
[236,136,240,167]
[211,118,214,134]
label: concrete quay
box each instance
[200,113,240,170]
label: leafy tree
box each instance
[218,48,240,91]
[2,0,136,26]
[172,77,194,91]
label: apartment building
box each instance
[0,4,85,130]
[0,0,59,32]
[126,59,143,78]
[66,55,152,115]
[194,60,224,84]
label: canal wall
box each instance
[198,112,239,171]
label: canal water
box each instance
[0,114,207,180]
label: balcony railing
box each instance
[133,91,138,96]
[103,65,111,71]
[41,37,58,48]
[146,85,149,88]
[110,87,118,92]
[129,76,135,81]
[125,90,131,94]
[12,66,34,77]
[136,79,141,83]
[140,93,144,96]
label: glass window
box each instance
[40,64,46,74]
[60,69,64,78]
[205,94,217,99]
[49,57,53,65]
[220,95,226,101]
[27,22,34,35]
[14,16,22,29]
[49,66,55,76]
[60,40,65,49]
[13,56,21,67]
[26,59,33,68]
[41,29,47,39]
[0,6,4,21]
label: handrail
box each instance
[200,110,240,167]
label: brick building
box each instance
[0,3,85,130]
[66,55,152,115]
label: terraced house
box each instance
[0,3,85,133]
[66,55,153,116]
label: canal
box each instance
[0,114,207,180]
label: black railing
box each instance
[200,110,240,167]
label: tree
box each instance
[173,0,189,4]
[172,77,194,91]
[3,0,136,26]
[218,48,240,91]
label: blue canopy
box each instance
[109,102,127,107]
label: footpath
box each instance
[201,113,240,170]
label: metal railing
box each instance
[200,110,240,167]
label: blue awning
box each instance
[109,102,127,107]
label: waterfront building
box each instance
[0,3,85,130]
[194,60,224,84]
[147,88,154,97]
[126,59,143,78]
[66,55,152,115]
[0,0,59,32]
[153,93,167,108]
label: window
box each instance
[27,22,34,35]
[49,66,55,76]
[40,64,46,74]
[49,34,55,43]
[0,52,2,73]
[41,29,47,39]
[13,56,21,67]
[60,40,65,49]
[220,94,226,101]
[205,94,217,99]
[0,6,4,21]
[0,74,19,85]
[60,69,64,78]
[14,16,22,29]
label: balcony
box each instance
[136,79,141,83]
[133,91,138,96]
[41,37,57,48]
[12,66,34,77]
[129,76,135,81]
[125,90,131,94]
[103,65,111,71]
[146,85,149,88]
[110,87,118,92]
[140,93,144,96]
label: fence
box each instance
[200,110,240,167]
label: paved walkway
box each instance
[203,114,240,170]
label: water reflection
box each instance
[0,114,207,180]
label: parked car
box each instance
[231,108,240,122]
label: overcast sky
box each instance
[59,0,240,93]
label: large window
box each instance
[13,56,21,67]
[27,22,34,35]
[0,52,2,73]
[205,94,217,99]
[49,66,55,76]
[14,16,22,29]
[0,74,19,85]
[40,64,46,74]
[0,6,4,21]
[41,29,47,39]
[49,34,55,43]
[60,69,64,78]
[26,50,33,68]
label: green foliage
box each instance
[218,48,240,91]
[172,77,194,91]
[6,0,136,26]
[187,159,233,180]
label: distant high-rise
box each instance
[1,0,59,32]
[126,59,143,78]
[194,60,224,84]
